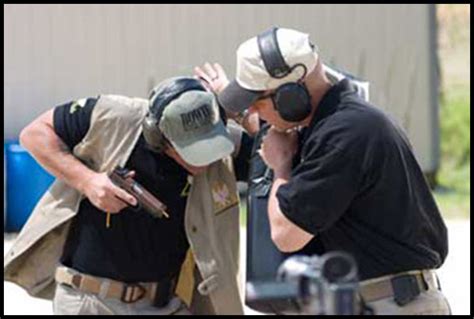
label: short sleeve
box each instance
[276,141,362,234]
[233,133,254,182]
[53,97,97,150]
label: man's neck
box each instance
[300,79,332,127]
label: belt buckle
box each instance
[71,274,82,289]
[121,283,146,303]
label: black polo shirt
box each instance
[53,97,252,283]
[276,79,448,280]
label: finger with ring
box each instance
[204,63,218,80]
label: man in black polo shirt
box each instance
[217,27,451,315]
[12,77,254,315]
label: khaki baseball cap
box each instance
[158,90,235,166]
[218,27,318,113]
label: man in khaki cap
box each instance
[218,26,451,315]
[4,76,254,315]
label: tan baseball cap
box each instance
[218,27,319,113]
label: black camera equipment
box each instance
[246,251,374,315]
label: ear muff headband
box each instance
[257,27,291,79]
[150,79,206,124]
[257,27,312,122]
[143,78,206,152]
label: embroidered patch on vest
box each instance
[211,182,238,215]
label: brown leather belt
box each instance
[55,266,177,305]
[359,269,440,305]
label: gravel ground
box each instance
[3,220,470,315]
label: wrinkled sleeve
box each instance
[276,142,362,234]
[53,97,97,150]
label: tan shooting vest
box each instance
[3,95,244,315]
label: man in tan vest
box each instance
[4,75,256,315]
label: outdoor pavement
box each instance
[3,220,470,315]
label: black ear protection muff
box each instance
[143,77,206,153]
[257,27,312,122]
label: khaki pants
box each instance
[53,283,192,315]
[272,289,451,315]
[367,289,451,315]
[363,269,452,315]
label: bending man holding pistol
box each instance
[4,75,255,315]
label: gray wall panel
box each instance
[4,4,438,171]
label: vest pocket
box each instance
[197,274,219,295]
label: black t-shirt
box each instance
[276,79,448,280]
[53,97,252,282]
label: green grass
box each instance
[239,196,247,227]
[432,4,469,220]
[433,82,470,220]
[433,160,470,220]
[439,83,470,166]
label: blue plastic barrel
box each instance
[4,140,55,232]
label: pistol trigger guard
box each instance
[130,200,142,212]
